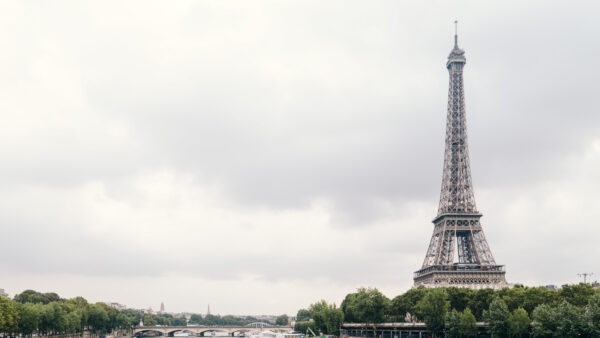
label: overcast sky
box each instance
[1,0,599,315]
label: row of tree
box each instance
[0,290,189,336]
[295,283,600,337]
[342,283,598,323]
[187,314,278,326]
[293,301,344,335]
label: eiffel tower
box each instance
[414,24,507,289]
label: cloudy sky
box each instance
[1,0,599,315]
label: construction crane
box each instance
[578,272,593,284]
[306,327,318,338]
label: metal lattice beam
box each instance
[414,28,506,289]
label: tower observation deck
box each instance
[413,25,507,289]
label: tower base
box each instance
[414,264,507,289]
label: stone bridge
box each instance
[133,324,293,337]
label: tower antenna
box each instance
[454,20,458,48]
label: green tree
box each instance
[48,302,68,333]
[189,314,204,324]
[417,288,449,337]
[341,293,359,322]
[293,320,316,334]
[444,309,461,338]
[507,308,530,338]
[18,302,41,336]
[142,313,158,326]
[0,296,19,334]
[13,290,60,304]
[457,308,477,338]
[322,304,344,335]
[296,309,311,322]
[88,304,110,333]
[310,300,327,331]
[66,296,89,309]
[531,304,557,337]
[203,313,219,325]
[309,301,344,335]
[484,297,509,338]
[559,283,595,307]
[499,285,525,312]
[388,286,427,322]
[172,315,187,326]
[522,286,556,313]
[340,288,388,323]
[275,314,289,326]
[447,287,473,313]
[555,300,584,337]
[66,310,83,333]
[584,293,600,336]
[467,288,495,320]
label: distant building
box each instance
[160,302,165,313]
[255,315,278,322]
[592,281,600,289]
[106,302,127,310]
[207,304,211,316]
[0,288,8,297]
[546,284,558,291]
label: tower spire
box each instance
[454,20,458,49]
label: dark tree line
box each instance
[296,284,600,337]
[187,314,273,326]
[0,290,188,336]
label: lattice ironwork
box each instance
[414,29,506,289]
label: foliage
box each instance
[555,300,585,337]
[275,314,289,325]
[417,288,449,336]
[293,320,316,334]
[88,304,110,333]
[444,309,460,338]
[559,283,595,307]
[522,286,556,313]
[309,300,344,335]
[188,313,267,326]
[446,287,473,313]
[0,296,19,334]
[457,308,477,338]
[340,288,389,323]
[584,292,600,336]
[531,304,558,337]
[507,308,530,337]
[295,283,600,338]
[484,297,509,338]
[296,308,311,322]
[17,302,40,335]
[466,288,495,320]
[388,286,426,322]
[0,291,142,336]
[13,290,61,305]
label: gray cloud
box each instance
[0,0,599,313]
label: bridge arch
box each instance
[166,329,197,336]
[197,328,230,337]
[231,329,252,333]
[136,329,167,337]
